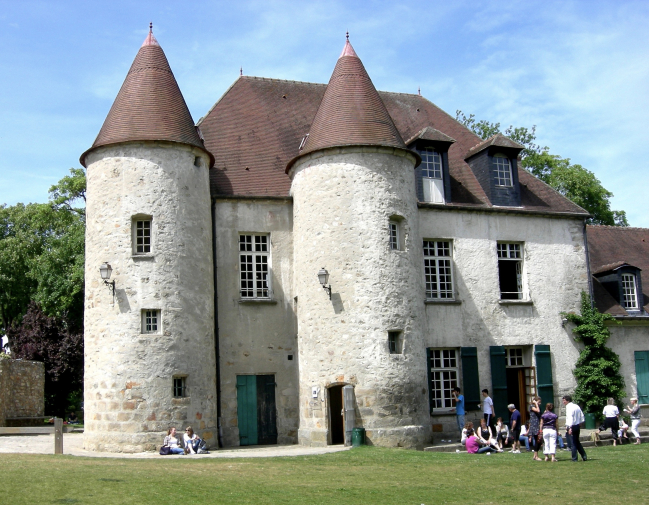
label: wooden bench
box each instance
[0,417,64,454]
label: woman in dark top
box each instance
[528,396,542,461]
[540,403,559,462]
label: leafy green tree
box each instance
[563,292,625,416]
[456,111,628,226]
[0,168,86,341]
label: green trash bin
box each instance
[584,413,596,430]
[352,427,365,447]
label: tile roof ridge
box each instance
[240,75,328,87]
[588,224,648,231]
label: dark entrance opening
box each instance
[328,385,344,445]
[506,368,532,426]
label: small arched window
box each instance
[494,154,513,187]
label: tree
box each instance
[563,292,625,416]
[0,168,86,341]
[0,168,85,415]
[7,302,83,416]
[455,112,628,226]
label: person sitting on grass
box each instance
[496,417,509,449]
[67,412,79,424]
[183,426,208,454]
[618,418,629,442]
[162,427,185,455]
[465,428,499,454]
[476,418,502,452]
[460,421,474,445]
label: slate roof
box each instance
[198,76,589,217]
[288,39,407,170]
[587,225,649,315]
[81,28,212,167]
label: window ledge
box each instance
[239,299,277,305]
[132,254,155,261]
[499,299,533,306]
[425,299,461,305]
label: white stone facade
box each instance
[84,142,217,453]
[290,147,432,448]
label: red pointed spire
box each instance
[287,34,406,172]
[81,24,213,167]
[142,22,159,47]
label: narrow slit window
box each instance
[173,376,187,398]
[134,218,152,254]
[389,221,400,250]
[388,331,402,354]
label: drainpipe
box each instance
[211,197,223,448]
[582,218,594,305]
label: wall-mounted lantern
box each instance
[317,267,332,300]
[100,262,116,302]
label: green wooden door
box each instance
[489,346,509,420]
[534,345,554,407]
[460,347,480,411]
[236,375,258,446]
[635,351,649,405]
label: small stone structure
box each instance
[0,358,45,426]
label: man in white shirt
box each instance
[562,395,587,462]
[481,389,495,427]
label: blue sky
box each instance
[1,0,647,226]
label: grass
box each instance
[2,444,648,505]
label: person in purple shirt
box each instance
[540,402,559,462]
[506,404,522,453]
[465,428,498,454]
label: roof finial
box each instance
[240,66,243,76]
[346,31,349,41]
[149,22,153,33]
[418,86,421,96]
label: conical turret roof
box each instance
[287,36,412,172]
[80,26,213,167]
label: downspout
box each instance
[582,219,594,305]
[211,197,223,448]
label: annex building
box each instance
[79,28,647,452]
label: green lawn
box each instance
[2,445,648,505]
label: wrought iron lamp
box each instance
[317,267,331,300]
[100,262,116,301]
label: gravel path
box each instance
[0,433,350,459]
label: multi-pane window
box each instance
[497,242,523,300]
[173,376,187,398]
[134,219,152,254]
[506,347,524,367]
[389,221,400,250]
[494,154,513,187]
[429,349,458,410]
[424,240,453,299]
[239,234,270,298]
[621,273,638,309]
[420,147,445,203]
[420,147,443,179]
[142,309,160,334]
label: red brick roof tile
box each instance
[81,28,212,167]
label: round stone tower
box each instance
[80,27,217,452]
[287,38,431,448]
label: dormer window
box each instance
[420,147,445,203]
[621,273,639,309]
[494,154,513,187]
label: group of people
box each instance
[598,397,643,446]
[160,426,209,455]
[452,387,642,462]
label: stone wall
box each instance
[214,198,299,446]
[0,358,45,426]
[290,147,431,449]
[84,142,217,452]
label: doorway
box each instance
[505,367,536,426]
[236,374,278,446]
[328,385,344,445]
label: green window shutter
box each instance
[426,348,433,414]
[461,347,480,411]
[635,351,649,405]
[534,345,554,408]
[489,346,508,420]
[236,375,258,446]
